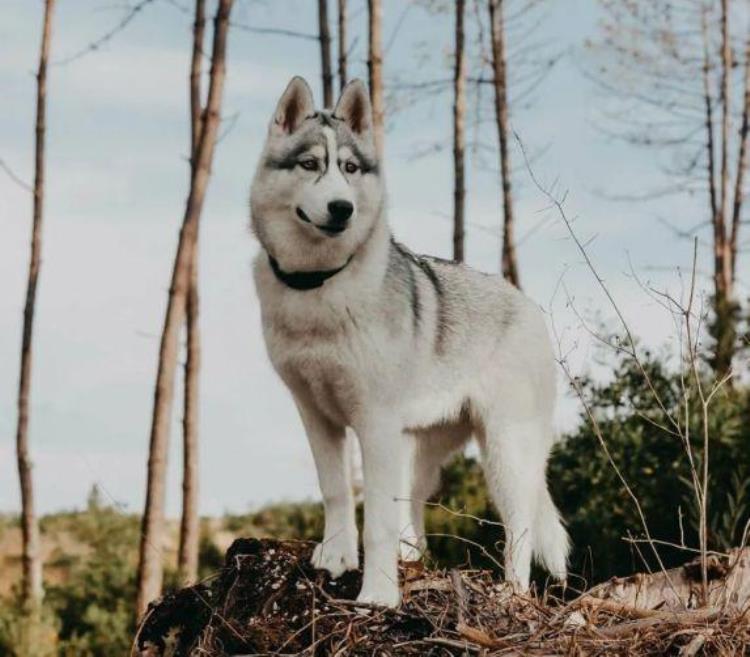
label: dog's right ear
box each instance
[271,77,315,136]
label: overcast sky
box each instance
[0,0,727,517]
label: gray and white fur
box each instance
[250,77,569,608]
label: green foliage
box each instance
[224,501,325,542]
[423,454,505,572]
[548,353,749,584]
[44,491,140,657]
[0,603,58,657]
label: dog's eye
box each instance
[344,161,359,174]
[299,159,318,171]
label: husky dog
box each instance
[250,77,569,608]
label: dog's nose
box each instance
[328,200,354,225]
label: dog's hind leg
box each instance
[477,414,549,590]
[294,399,358,578]
[404,424,470,561]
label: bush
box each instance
[44,490,140,657]
[549,353,749,584]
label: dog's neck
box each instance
[267,253,354,290]
[262,207,391,293]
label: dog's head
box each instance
[251,76,383,270]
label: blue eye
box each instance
[299,159,318,171]
[344,161,359,174]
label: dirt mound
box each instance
[133,539,750,656]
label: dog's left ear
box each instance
[333,79,372,137]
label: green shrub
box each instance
[44,491,139,657]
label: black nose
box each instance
[327,200,354,225]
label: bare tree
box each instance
[177,0,205,587]
[337,0,348,92]
[730,32,750,282]
[488,0,520,287]
[591,0,750,377]
[367,0,384,157]
[15,0,56,611]
[136,0,234,618]
[318,0,333,107]
[453,0,467,262]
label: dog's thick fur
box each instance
[250,77,569,607]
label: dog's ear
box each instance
[271,77,315,136]
[333,79,372,137]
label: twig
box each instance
[0,158,32,192]
[55,0,156,65]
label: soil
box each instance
[133,538,750,657]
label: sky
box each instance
[0,0,728,517]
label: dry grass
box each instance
[133,538,750,657]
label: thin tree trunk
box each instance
[177,0,205,587]
[718,0,732,293]
[701,11,719,242]
[488,0,519,287]
[189,0,205,163]
[318,0,333,108]
[136,0,234,619]
[367,0,384,158]
[16,0,55,611]
[178,260,200,584]
[453,0,466,263]
[337,0,347,93]
[701,4,734,376]
[730,36,750,283]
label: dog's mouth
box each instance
[317,224,347,236]
[295,207,312,224]
[296,206,347,237]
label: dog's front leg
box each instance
[355,414,411,608]
[295,400,358,578]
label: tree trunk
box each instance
[318,0,333,108]
[718,0,732,293]
[452,0,466,263]
[15,0,55,611]
[488,0,519,287]
[705,1,735,377]
[367,0,384,158]
[730,35,750,283]
[135,0,234,619]
[177,0,205,587]
[178,259,201,585]
[337,0,347,93]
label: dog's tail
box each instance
[533,488,570,581]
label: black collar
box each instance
[268,254,354,290]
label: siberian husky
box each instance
[250,77,569,607]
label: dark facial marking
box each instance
[265,136,326,170]
[334,124,379,174]
[296,207,312,223]
[314,111,338,128]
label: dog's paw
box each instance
[399,539,423,563]
[355,584,402,609]
[311,539,358,579]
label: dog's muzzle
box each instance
[296,201,354,237]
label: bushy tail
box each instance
[533,488,570,581]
